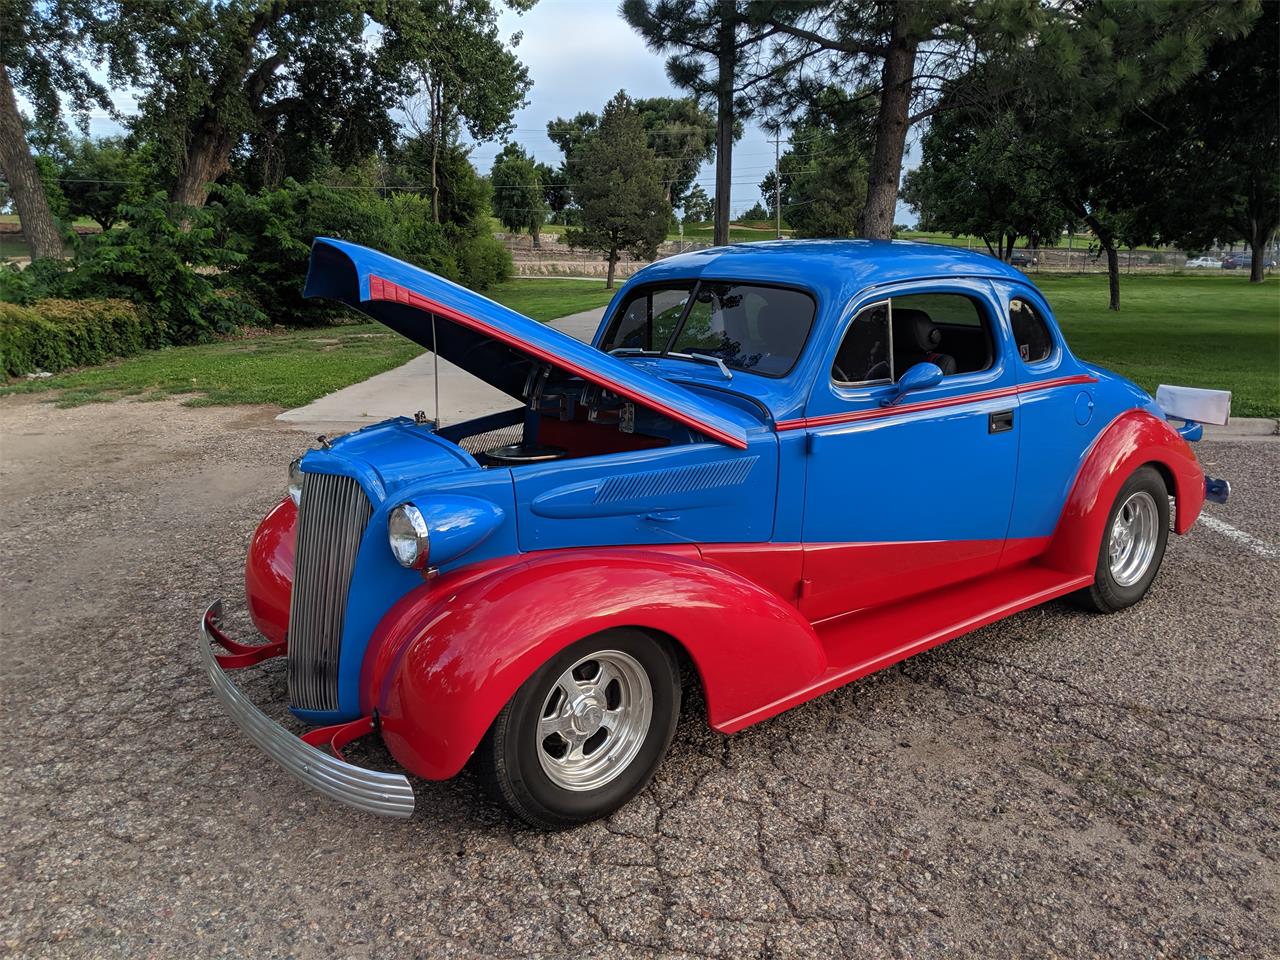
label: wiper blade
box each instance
[607,347,660,356]
[678,352,734,380]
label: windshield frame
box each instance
[598,278,819,379]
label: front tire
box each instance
[477,629,681,829]
[1073,465,1170,613]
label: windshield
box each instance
[600,280,816,377]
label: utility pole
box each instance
[770,129,782,239]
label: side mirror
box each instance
[883,362,944,407]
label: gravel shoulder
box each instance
[2,395,1276,959]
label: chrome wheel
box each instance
[536,650,653,792]
[1108,490,1159,587]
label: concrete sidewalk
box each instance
[276,307,606,430]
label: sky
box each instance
[40,0,918,224]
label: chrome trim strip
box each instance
[201,600,415,818]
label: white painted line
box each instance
[1198,514,1280,559]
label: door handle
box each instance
[988,409,1015,434]
[644,512,680,523]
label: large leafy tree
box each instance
[901,107,1066,260]
[758,86,872,238]
[0,0,138,258]
[622,0,775,246]
[982,0,1260,308]
[1124,2,1278,282]
[490,142,545,246]
[54,136,156,230]
[564,91,670,288]
[125,0,531,208]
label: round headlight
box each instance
[388,503,430,569]
[288,457,304,506]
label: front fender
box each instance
[1042,409,1204,577]
[364,547,826,781]
[245,496,295,644]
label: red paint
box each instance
[536,414,669,458]
[697,542,804,604]
[799,538,1006,622]
[775,374,1097,431]
[368,276,748,450]
[1042,409,1204,576]
[244,496,295,644]
[205,604,287,668]
[300,714,377,764]
[366,546,827,780]
[718,562,1094,732]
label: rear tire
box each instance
[477,628,680,829]
[1072,465,1170,613]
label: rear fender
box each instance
[364,547,826,780]
[1042,409,1204,576]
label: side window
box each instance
[888,293,994,380]
[832,303,892,384]
[832,293,996,386]
[1009,299,1054,363]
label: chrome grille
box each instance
[287,472,373,712]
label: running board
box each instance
[716,564,1093,733]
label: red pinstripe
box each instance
[774,374,1097,432]
[367,275,749,449]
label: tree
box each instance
[901,107,1066,260]
[126,0,531,209]
[0,0,140,258]
[1125,2,1278,282]
[534,160,573,224]
[547,96,716,211]
[622,0,775,246]
[56,136,154,230]
[681,183,712,223]
[739,201,769,222]
[982,0,1260,308]
[564,92,670,288]
[490,143,545,247]
[750,1,1042,240]
[758,87,872,238]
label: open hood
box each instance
[304,238,748,449]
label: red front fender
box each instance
[244,496,295,644]
[363,547,826,781]
[1043,409,1204,577]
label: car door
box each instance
[795,279,1020,622]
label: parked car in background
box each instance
[1010,252,1038,268]
[1221,254,1248,269]
[201,238,1231,828]
[1185,256,1220,269]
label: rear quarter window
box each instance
[1010,299,1054,363]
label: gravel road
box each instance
[2,396,1276,959]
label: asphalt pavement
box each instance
[1,396,1276,959]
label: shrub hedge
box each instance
[0,299,165,377]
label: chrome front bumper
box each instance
[199,600,415,818]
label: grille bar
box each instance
[287,472,373,712]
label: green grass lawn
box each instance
[3,273,1275,417]
[1035,274,1279,418]
[0,278,616,409]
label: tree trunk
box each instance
[0,63,65,259]
[170,117,237,207]
[858,11,918,240]
[712,0,735,247]
[606,247,618,288]
[1249,218,1267,283]
[1104,243,1120,310]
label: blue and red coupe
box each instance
[202,238,1228,827]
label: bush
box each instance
[214,179,512,326]
[0,298,165,377]
[60,194,264,342]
